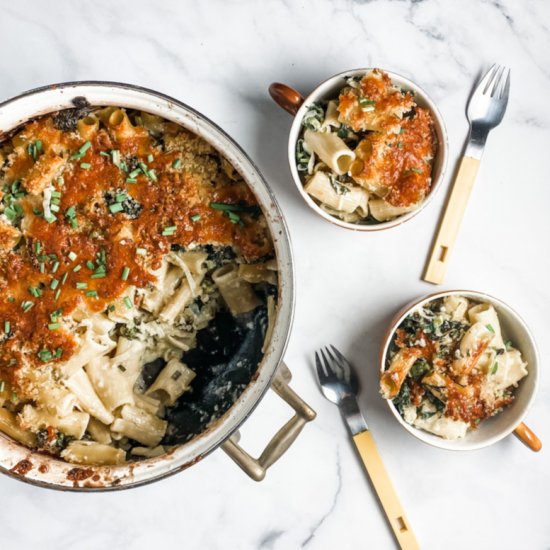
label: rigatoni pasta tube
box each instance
[369,199,415,222]
[146,358,195,405]
[61,441,126,466]
[0,409,37,447]
[77,115,99,140]
[212,263,261,315]
[304,171,368,215]
[304,129,355,175]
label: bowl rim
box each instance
[378,289,540,451]
[286,67,449,232]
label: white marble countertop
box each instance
[1,1,549,548]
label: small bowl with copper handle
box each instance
[269,68,449,231]
[379,290,542,452]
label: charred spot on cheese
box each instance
[52,96,91,132]
[104,190,143,219]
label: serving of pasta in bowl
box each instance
[270,68,448,230]
[0,82,317,490]
[379,291,540,451]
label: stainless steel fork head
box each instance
[315,345,358,404]
[466,63,511,159]
[314,345,368,434]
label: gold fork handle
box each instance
[423,155,481,284]
[353,430,420,550]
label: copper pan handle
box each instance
[269,83,305,116]
[221,363,316,481]
[514,422,542,452]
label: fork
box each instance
[424,64,511,284]
[315,346,420,550]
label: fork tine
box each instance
[314,351,328,383]
[319,348,334,378]
[490,65,505,97]
[479,63,498,95]
[499,68,511,100]
[330,345,359,388]
[324,345,341,371]
[326,345,349,378]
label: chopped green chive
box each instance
[148,169,157,182]
[111,150,121,168]
[86,261,95,270]
[73,264,82,272]
[85,290,98,298]
[50,203,60,213]
[51,190,62,198]
[7,297,15,303]
[50,279,59,290]
[126,178,137,184]
[109,202,124,214]
[35,242,42,254]
[115,192,127,203]
[123,296,133,309]
[28,287,42,298]
[90,272,106,279]
[21,301,34,312]
[44,213,57,224]
[359,98,376,107]
[486,324,495,334]
[227,211,241,224]
[79,141,91,154]
[61,273,68,285]
[4,321,10,334]
[37,349,53,362]
[48,322,60,330]
[147,154,154,163]
[190,214,201,222]
[76,282,88,290]
[0,382,4,392]
[99,151,110,157]
[71,141,92,159]
[505,340,512,350]
[80,162,91,170]
[68,251,77,261]
[172,159,182,169]
[403,168,423,176]
[121,266,130,281]
[490,362,499,375]
[162,225,177,236]
[54,288,61,301]
[51,261,60,273]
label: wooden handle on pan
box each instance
[423,156,481,284]
[353,431,420,550]
[514,422,542,452]
[269,83,305,116]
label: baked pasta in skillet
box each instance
[0,101,277,465]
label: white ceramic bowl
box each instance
[271,68,448,231]
[379,290,539,450]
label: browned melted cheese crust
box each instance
[0,110,273,394]
[352,108,436,207]
[338,69,436,208]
